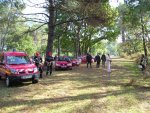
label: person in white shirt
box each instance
[106,54,112,79]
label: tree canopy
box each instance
[0,0,149,58]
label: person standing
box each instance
[54,55,58,61]
[86,53,92,68]
[95,53,101,68]
[139,54,147,71]
[106,54,112,79]
[45,52,54,76]
[34,52,43,78]
[101,53,106,68]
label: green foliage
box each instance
[92,42,107,54]
[121,0,150,27]
[74,0,118,27]
[0,0,121,57]
[53,0,119,55]
[93,41,119,56]
[0,0,25,51]
[117,0,150,57]
[7,35,36,55]
[40,45,47,55]
[118,38,143,56]
[3,22,41,55]
[106,42,119,55]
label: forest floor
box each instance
[0,58,150,113]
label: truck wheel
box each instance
[32,79,38,84]
[6,77,12,87]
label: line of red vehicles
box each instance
[0,51,93,87]
[53,55,94,70]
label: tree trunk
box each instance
[58,36,60,57]
[88,36,92,53]
[121,27,126,42]
[73,39,76,57]
[1,24,9,51]
[120,8,126,42]
[141,13,148,57]
[79,42,81,56]
[76,25,81,58]
[85,41,89,54]
[46,0,55,55]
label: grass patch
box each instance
[0,58,149,113]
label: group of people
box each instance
[33,51,147,79]
[86,53,148,76]
[86,53,112,76]
[33,52,54,78]
[94,53,110,68]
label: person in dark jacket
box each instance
[33,52,43,78]
[86,53,92,68]
[139,54,147,71]
[101,53,106,68]
[95,53,101,68]
[54,55,58,61]
[45,52,54,76]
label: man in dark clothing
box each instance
[101,54,106,68]
[86,53,92,68]
[95,53,101,68]
[54,55,58,61]
[45,52,54,75]
[33,52,43,78]
[139,54,147,71]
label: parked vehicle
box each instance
[54,56,72,70]
[81,55,94,64]
[81,56,87,64]
[69,57,80,66]
[77,57,82,64]
[0,52,39,87]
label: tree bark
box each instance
[76,25,81,58]
[46,0,55,55]
[140,13,148,57]
[58,36,60,56]
[121,27,126,42]
[120,8,126,42]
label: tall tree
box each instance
[121,0,150,57]
[0,0,25,51]
[22,0,117,56]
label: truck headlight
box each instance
[10,69,18,74]
[67,63,72,66]
[56,63,60,66]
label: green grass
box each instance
[0,58,149,113]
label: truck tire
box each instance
[6,77,12,87]
[32,79,38,84]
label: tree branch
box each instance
[21,16,48,23]
[54,17,89,27]
[24,0,48,8]
[23,23,47,34]
[17,19,48,24]
[21,13,49,18]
